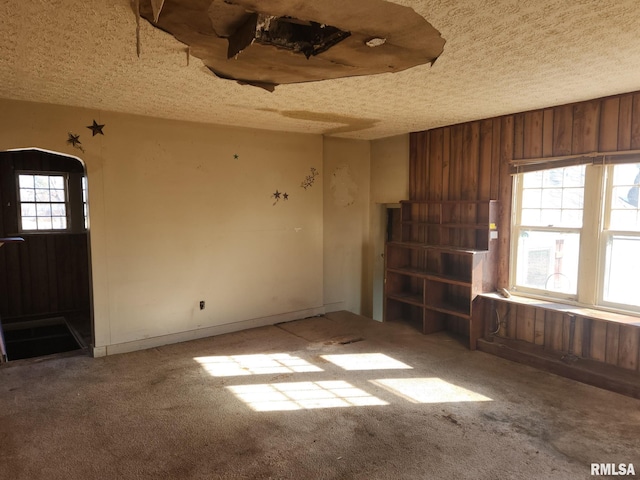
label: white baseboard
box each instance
[93,306,325,357]
[323,301,346,313]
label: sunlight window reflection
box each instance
[371,378,492,404]
[227,381,388,411]
[194,353,323,377]
[321,353,413,371]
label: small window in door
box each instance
[17,172,69,231]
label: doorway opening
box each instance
[0,148,93,362]
[372,204,401,322]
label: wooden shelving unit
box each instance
[384,200,498,349]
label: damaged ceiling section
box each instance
[139,0,445,90]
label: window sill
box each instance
[479,292,640,326]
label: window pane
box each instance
[35,188,50,201]
[562,188,584,209]
[51,203,66,216]
[34,175,49,188]
[603,235,640,308]
[521,209,541,225]
[22,217,37,230]
[18,174,34,188]
[540,209,561,226]
[50,189,65,202]
[520,165,585,228]
[516,230,580,295]
[21,203,36,216]
[523,171,543,188]
[522,189,541,209]
[609,163,640,231]
[51,217,67,229]
[541,188,562,208]
[36,204,52,217]
[49,176,64,189]
[37,217,52,230]
[19,188,35,201]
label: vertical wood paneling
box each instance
[442,127,451,200]
[618,325,639,371]
[617,94,633,150]
[497,116,514,288]
[545,311,564,351]
[571,101,600,154]
[409,91,640,365]
[562,315,572,352]
[542,108,554,157]
[599,97,620,152]
[572,316,584,357]
[631,93,640,150]
[523,110,543,158]
[479,119,493,201]
[513,113,525,160]
[490,118,501,200]
[449,126,463,200]
[428,129,444,201]
[534,308,545,346]
[553,104,574,156]
[590,320,607,362]
[516,304,535,343]
[605,323,620,366]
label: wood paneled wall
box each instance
[0,150,90,320]
[479,299,640,373]
[410,90,640,289]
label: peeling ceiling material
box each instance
[1,1,640,139]
[139,0,445,90]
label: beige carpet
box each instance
[1,311,638,479]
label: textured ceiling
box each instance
[1,0,640,140]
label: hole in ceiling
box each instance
[139,0,446,90]
[228,14,352,59]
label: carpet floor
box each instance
[1,311,638,479]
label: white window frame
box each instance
[510,161,640,316]
[16,171,71,233]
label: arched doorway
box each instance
[0,148,93,361]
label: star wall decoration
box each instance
[87,120,105,136]
[233,154,239,160]
[283,193,289,200]
[67,133,84,152]
[272,190,282,206]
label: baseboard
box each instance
[94,306,326,357]
[323,301,346,313]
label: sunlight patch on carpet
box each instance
[321,353,413,371]
[195,353,323,377]
[227,380,387,411]
[371,378,492,404]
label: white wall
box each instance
[322,137,371,314]
[369,135,410,320]
[0,99,324,354]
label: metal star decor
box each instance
[283,193,289,200]
[233,154,239,160]
[272,190,282,206]
[67,133,84,152]
[87,120,105,136]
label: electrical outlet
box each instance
[199,301,205,310]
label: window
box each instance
[17,173,69,231]
[82,175,88,229]
[512,162,640,313]
[601,163,640,310]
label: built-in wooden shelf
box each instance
[384,200,498,349]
